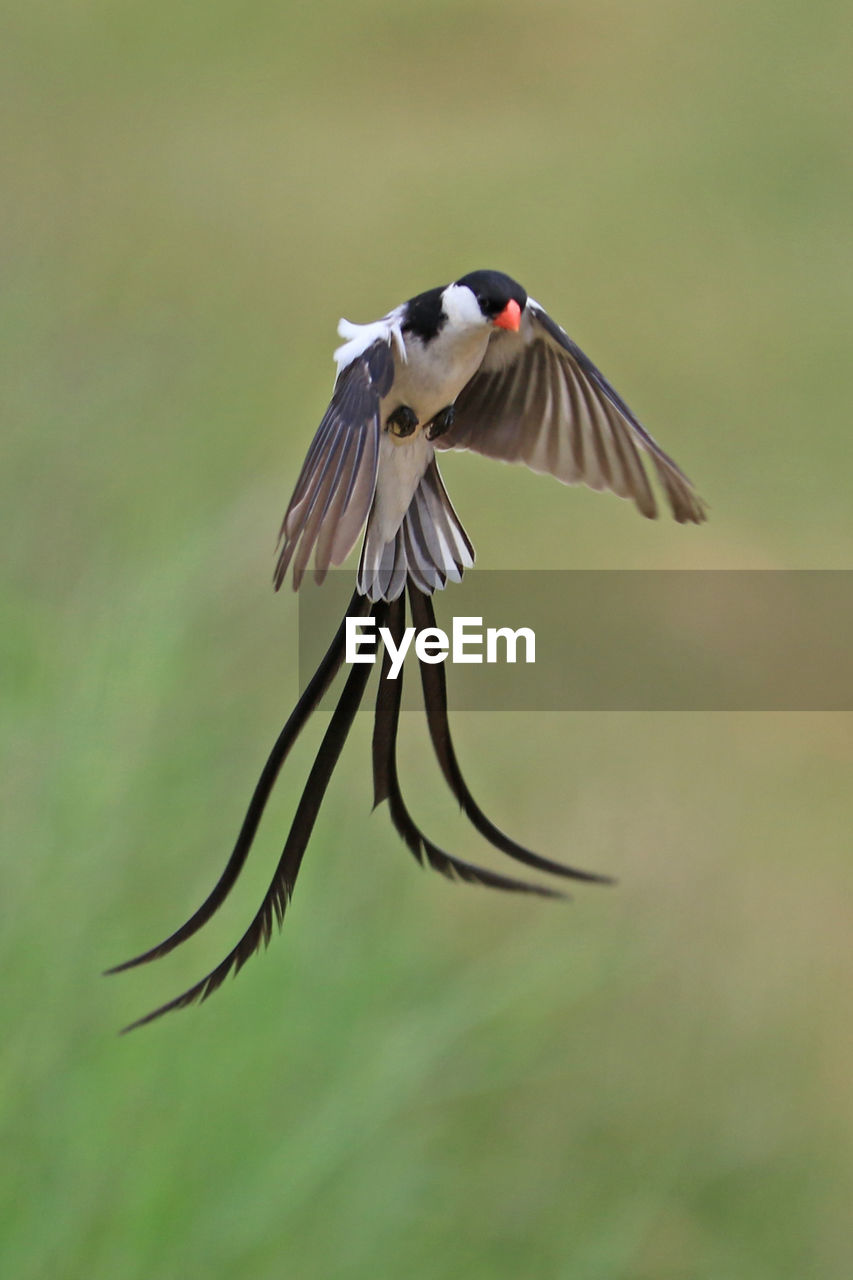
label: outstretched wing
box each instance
[274,336,395,590]
[436,301,706,524]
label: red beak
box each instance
[493,299,522,332]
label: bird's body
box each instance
[111,269,706,1031]
[381,290,495,425]
[275,269,704,602]
[345,287,509,551]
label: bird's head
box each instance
[442,269,527,334]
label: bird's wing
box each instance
[435,301,706,524]
[274,334,396,590]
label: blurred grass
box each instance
[2,1,852,1276]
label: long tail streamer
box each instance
[407,585,613,886]
[106,588,369,976]
[372,595,565,899]
[110,583,609,1031]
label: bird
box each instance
[108,269,706,1030]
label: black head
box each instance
[454,269,528,322]
[403,269,528,344]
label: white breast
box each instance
[386,325,491,429]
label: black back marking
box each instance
[402,285,446,344]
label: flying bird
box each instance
[109,269,706,1029]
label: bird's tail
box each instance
[107,578,610,1032]
[357,458,475,602]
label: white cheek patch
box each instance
[441,283,487,330]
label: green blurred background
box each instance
[3,2,852,1276]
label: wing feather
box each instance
[437,302,706,524]
[274,336,394,590]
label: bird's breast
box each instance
[383,326,490,428]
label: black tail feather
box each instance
[120,622,376,1032]
[407,584,614,887]
[372,594,565,901]
[112,573,616,1031]
[106,588,369,976]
